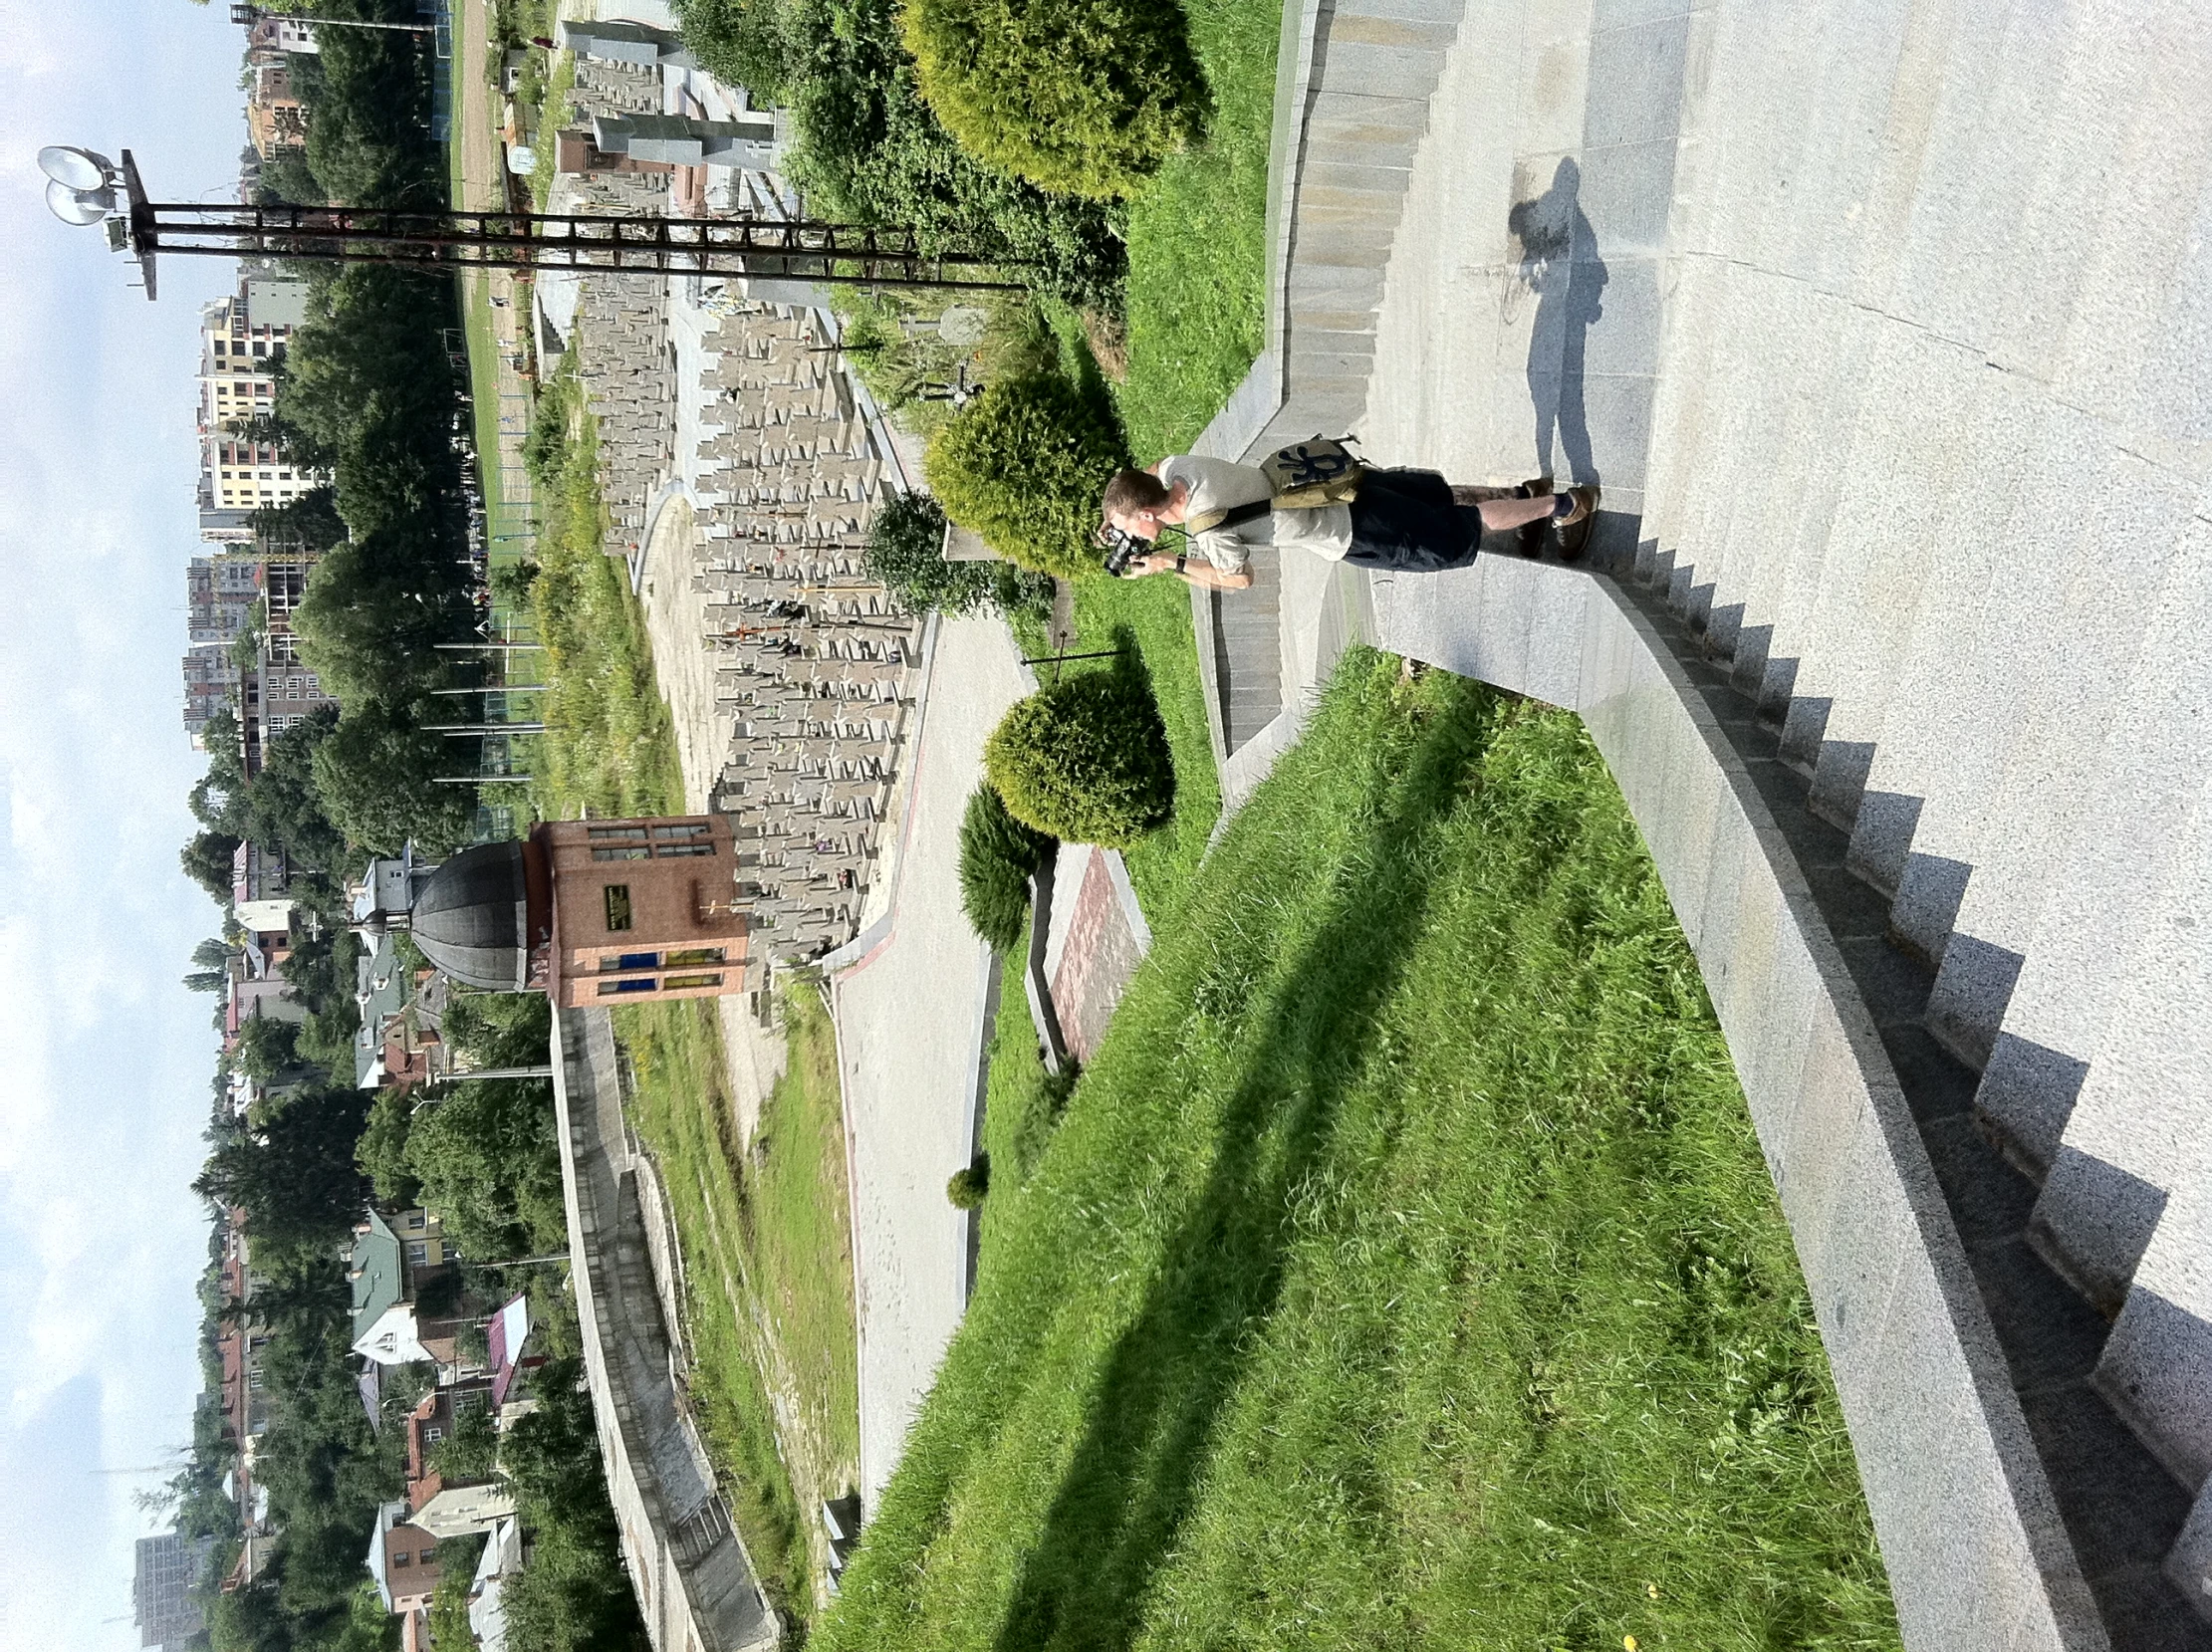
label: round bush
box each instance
[924,373,1128,581]
[946,1156,990,1209]
[900,0,1202,198]
[984,666,1174,847]
[865,491,1055,620]
[958,784,1056,952]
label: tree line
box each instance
[167,5,645,1647]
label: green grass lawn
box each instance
[821,650,1900,1652]
[521,367,684,821]
[460,278,537,552]
[1113,0,1284,459]
[616,989,862,1632]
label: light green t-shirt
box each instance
[1159,455,1354,573]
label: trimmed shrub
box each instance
[778,0,1127,309]
[899,0,1202,198]
[946,1155,990,1209]
[925,373,1128,581]
[985,665,1174,846]
[959,785,1056,952]
[865,492,1055,621]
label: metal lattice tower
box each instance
[95,151,1022,298]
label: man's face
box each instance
[1106,506,1163,543]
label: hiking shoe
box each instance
[1516,476,1555,557]
[1555,485,1600,562]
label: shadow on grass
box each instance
[990,663,1507,1650]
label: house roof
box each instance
[349,1211,403,1343]
[355,932,408,1087]
[365,1500,403,1609]
[358,1363,381,1432]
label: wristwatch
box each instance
[1173,554,1188,574]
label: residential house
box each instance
[349,1207,463,1368]
[244,55,308,156]
[405,1377,518,1538]
[366,1500,443,1615]
[467,1517,525,1652]
[354,931,410,1088]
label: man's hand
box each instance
[1129,554,1177,577]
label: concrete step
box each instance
[2058,786,2212,1505]
[1612,575,2212,1650]
[1922,450,2195,1066]
[1974,512,2212,1190]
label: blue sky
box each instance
[0,1,261,1643]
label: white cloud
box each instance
[0,3,270,1647]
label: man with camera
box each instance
[1097,450,1598,588]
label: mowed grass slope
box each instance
[1115,0,1283,459]
[617,990,861,1629]
[822,652,1900,1652]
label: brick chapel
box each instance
[406,819,747,1008]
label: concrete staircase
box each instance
[1607,540,2211,1649]
[1612,6,2212,1640]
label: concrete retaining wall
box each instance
[552,1008,780,1652]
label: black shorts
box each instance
[1342,468,1484,573]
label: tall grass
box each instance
[522,363,684,821]
[820,651,1901,1652]
[616,987,862,1632]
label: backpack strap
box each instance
[1184,498,1274,536]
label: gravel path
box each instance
[832,615,1028,1505]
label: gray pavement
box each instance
[829,615,1029,1505]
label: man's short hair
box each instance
[1101,469,1170,523]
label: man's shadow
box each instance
[1508,157,1604,488]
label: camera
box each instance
[1097,523,1146,579]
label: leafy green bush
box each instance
[674,0,794,99]
[773,0,1127,309]
[958,784,1056,951]
[900,0,1202,198]
[925,373,1129,580]
[985,665,1174,846]
[865,492,1055,620]
[946,1156,990,1209]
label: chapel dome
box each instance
[409,839,531,991]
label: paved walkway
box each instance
[830,615,1028,1505]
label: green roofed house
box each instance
[354,930,409,1088]
[349,1207,463,1368]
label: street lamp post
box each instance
[37,146,1023,302]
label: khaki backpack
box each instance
[1185,436,1364,533]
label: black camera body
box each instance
[1098,523,1145,578]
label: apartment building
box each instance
[187,552,261,646]
[245,55,308,156]
[197,278,327,514]
[184,649,243,745]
